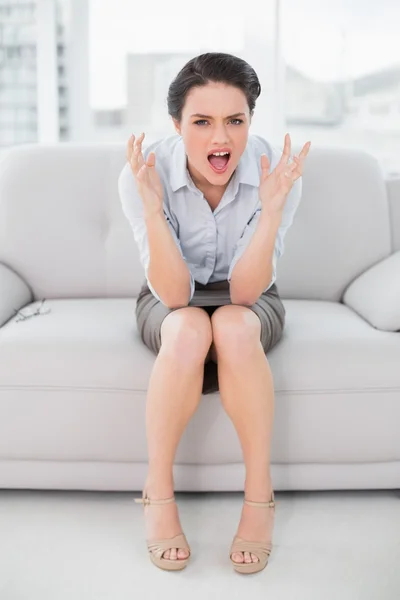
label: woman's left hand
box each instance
[259,134,311,215]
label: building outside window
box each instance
[1,0,399,176]
[0,0,68,148]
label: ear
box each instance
[172,118,181,135]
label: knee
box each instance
[211,305,261,361]
[160,307,213,363]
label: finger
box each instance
[285,157,301,181]
[289,156,300,172]
[136,131,145,148]
[132,132,145,173]
[282,156,298,175]
[260,153,270,178]
[290,140,311,178]
[135,131,145,155]
[135,162,148,183]
[277,133,291,171]
[299,141,311,160]
[146,151,156,168]
[130,133,140,174]
[127,134,135,163]
[285,156,296,174]
[286,133,292,159]
[292,144,309,174]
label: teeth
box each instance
[211,151,229,157]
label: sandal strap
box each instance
[147,533,190,560]
[230,536,272,561]
[244,499,275,508]
[244,491,275,508]
[135,493,175,506]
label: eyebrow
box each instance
[190,112,246,119]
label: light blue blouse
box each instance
[118,133,302,303]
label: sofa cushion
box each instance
[0,298,399,464]
[342,251,400,332]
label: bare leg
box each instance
[211,304,275,565]
[143,307,212,560]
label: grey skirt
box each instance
[135,279,286,395]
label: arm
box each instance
[229,134,309,305]
[145,210,194,308]
[229,208,282,306]
[229,176,303,306]
[118,162,194,309]
[0,263,32,327]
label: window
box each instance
[0,1,38,146]
[82,0,277,143]
[282,0,400,175]
[2,0,399,178]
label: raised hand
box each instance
[127,133,164,219]
[259,134,311,215]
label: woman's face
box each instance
[173,82,251,192]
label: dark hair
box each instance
[167,52,261,122]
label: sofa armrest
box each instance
[387,177,400,252]
[0,263,32,327]
[342,251,400,332]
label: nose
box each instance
[211,122,229,145]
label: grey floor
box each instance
[0,488,399,600]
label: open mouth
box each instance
[207,151,231,174]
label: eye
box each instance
[193,118,244,126]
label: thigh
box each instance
[135,282,221,395]
[200,305,220,363]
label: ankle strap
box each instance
[135,494,175,506]
[244,495,275,508]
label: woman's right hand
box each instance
[127,133,163,219]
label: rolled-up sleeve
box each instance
[118,163,195,303]
[228,176,303,292]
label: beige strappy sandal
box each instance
[135,492,191,571]
[230,490,276,574]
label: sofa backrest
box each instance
[0,143,393,302]
[278,147,392,301]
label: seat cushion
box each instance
[0,298,155,391]
[271,299,400,391]
[3,297,399,394]
[0,298,398,465]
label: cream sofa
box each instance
[0,143,399,492]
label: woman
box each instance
[118,52,310,574]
